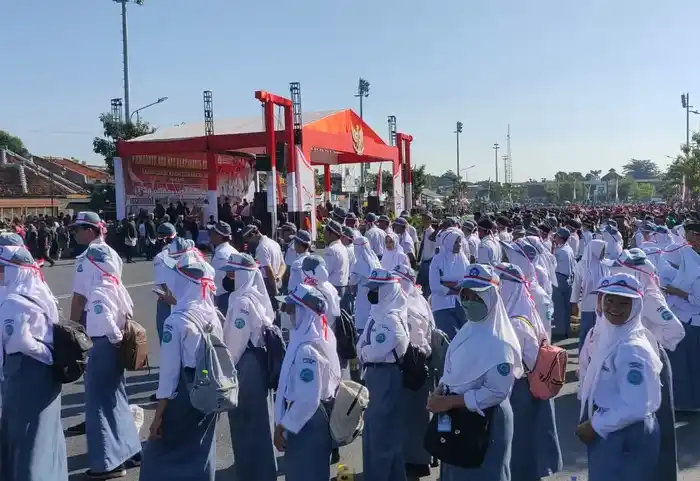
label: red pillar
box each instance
[404,135,414,211]
[323,164,331,204]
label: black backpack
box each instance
[249,323,287,390]
[52,320,93,384]
[14,294,92,384]
[393,321,429,391]
[335,309,358,360]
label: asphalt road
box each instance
[42,258,700,481]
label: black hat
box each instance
[209,221,232,238]
[477,218,495,230]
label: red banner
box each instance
[123,155,208,196]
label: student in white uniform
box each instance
[392,217,416,266]
[323,220,350,312]
[220,253,277,481]
[209,220,237,315]
[364,213,386,260]
[380,232,410,271]
[495,262,562,481]
[351,236,381,335]
[275,284,341,481]
[417,212,436,297]
[476,218,502,265]
[571,239,609,351]
[429,229,469,339]
[394,264,435,479]
[81,243,142,478]
[0,246,68,481]
[356,268,410,481]
[286,230,312,295]
[578,274,662,481]
[139,253,221,481]
[427,263,522,481]
[301,255,342,326]
[243,225,285,317]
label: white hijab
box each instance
[380,232,408,270]
[579,239,609,298]
[275,289,341,423]
[86,247,134,321]
[3,250,59,325]
[497,266,547,341]
[672,244,700,293]
[395,268,434,353]
[579,294,662,422]
[440,286,523,390]
[352,236,381,279]
[166,252,219,327]
[228,267,274,325]
[303,263,342,318]
[433,229,470,283]
[370,280,408,324]
[524,235,558,288]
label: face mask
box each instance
[461,299,488,322]
[367,290,379,305]
[222,275,236,293]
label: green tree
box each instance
[636,182,655,201]
[0,130,29,157]
[365,169,393,195]
[623,159,661,180]
[411,164,427,202]
[93,114,155,175]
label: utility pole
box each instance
[455,122,463,180]
[355,78,370,201]
[114,0,144,122]
[493,143,500,183]
[681,93,700,153]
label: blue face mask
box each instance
[461,299,488,322]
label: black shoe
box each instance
[149,393,157,402]
[66,421,86,435]
[84,466,126,479]
[330,448,340,464]
[405,463,431,478]
[124,452,142,469]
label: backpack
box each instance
[515,316,568,400]
[185,311,239,414]
[12,294,92,384]
[323,380,369,447]
[259,323,287,390]
[118,317,149,371]
[428,328,450,378]
[392,320,429,391]
[335,309,358,360]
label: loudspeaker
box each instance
[366,195,380,215]
[252,192,273,237]
[254,142,288,174]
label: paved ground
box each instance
[42,258,700,480]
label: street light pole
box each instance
[493,143,500,183]
[130,96,169,123]
[681,92,699,153]
[114,0,144,123]
[455,121,463,180]
[355,78,370,202]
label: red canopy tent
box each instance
[115,90,414,227]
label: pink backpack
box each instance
[514,317,568,400]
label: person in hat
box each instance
[364,213,385,260]
[279,222,299,292]
[340,225,357,266]
[609,249,683,481]
[286,230,313,294]
[0,246,68,481]
[344,212,361,237]
[143,213,157,261]
[220,253,278,481]
[566,219,582,262]
[494,262,563,481]
[578,274,662,481]
[209,220,238,315]
[274,284,341,481]
[243,224,285,317]
[476,218,502,265]
[81,243,142,478]
[462,220,479,263]
[416,212,436,298]
[427,264,523,481]
[357,268,410,481]
[323,220,350,312]
[377,215,393,234]
[392,217,416,268]
[350,236,381,336]
[139,252,221,481]
[552,227,576,339]
[570,239,609,351]
[400,210,419,245]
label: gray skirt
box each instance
[1,354,68,481]
[85,337,142,473]
[227,348,277,481]
[139,369,218,481]
[284,406,333,481]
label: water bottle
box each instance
[337,464,354,481]
[199,369,210,386]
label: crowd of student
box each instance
[0,204,698,481]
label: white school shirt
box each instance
[284,243,298,267]
[350,274,372,330]
[156,312,222,399]
[477,236,501,265]
[407,224,419,244]
[365,225,385,258]
[567,233,580,259]
[153,247,171,287]
[442,362,515,416]
[587,342,661,439]
[278,343,335,434]
[398,231,415,257]
[85,288,126,343]
[211,242,238,296]
[428,257,468,312]
[255,236,284,281]
[570,265,598,312]
[356,314,409,364]
[420,226,436,262]
[288,252,310,294]
[72,239,118,300]
[0,295,54,368]
[323,240,350,287]
[223,295,265,365]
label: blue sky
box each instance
[1,0,697,182]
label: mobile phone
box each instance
[152,287,166,296]
[437,414,452,433]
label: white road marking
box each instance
[54,281,154,300]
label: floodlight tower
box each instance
[355,78,370,201]
[505,124,513,184]
[110,98,123,123]
[113,0,144,122]
[493,143,500,183]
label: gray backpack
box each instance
[183,311,239,414]
[429,327,450,378]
